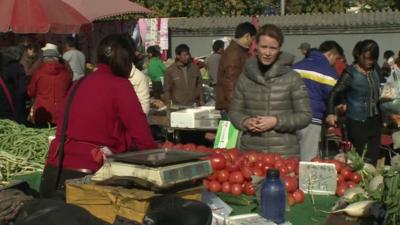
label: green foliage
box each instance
[135,0,277,17]
[134,0,400,17]
[286,0,348,14]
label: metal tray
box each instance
[109,148,209,167]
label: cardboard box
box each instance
[66,182,203,224]
[170,106,220,128]
[92,160,212,188]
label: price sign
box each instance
[299,162,337,195]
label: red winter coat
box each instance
[46,64,156,172]
[28,61,72,124]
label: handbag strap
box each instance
[0,75,16,114]
[55,76,88,189]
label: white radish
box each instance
[342,187,366,201]
[332,200,375,217]
[363,163,377,175]
[368,175,384,192]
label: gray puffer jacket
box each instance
[229,52,312,157]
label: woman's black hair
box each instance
[352,39,379,64]
[97,34,134,78]
[147,45,161,58]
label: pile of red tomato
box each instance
[160,141,362,206]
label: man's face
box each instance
[256,35,280,66]
[326,51,340,66]
[243,33,255,48]
[359,51,376,70]
[177,51,190,65]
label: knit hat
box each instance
[42,49,60,58]
[298,42,311,50]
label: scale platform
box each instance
[92,149,213,189]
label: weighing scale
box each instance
[92,149,213,190]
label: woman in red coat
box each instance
[28,48,72,126]
[40,35,157,199]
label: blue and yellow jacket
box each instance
[293,51,339,123]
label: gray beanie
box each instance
[42,49,59,58]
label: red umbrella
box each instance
[0,0,91,34]
[62,0,152,22]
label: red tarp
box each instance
[62,0,151,22]
[0,0,91,34]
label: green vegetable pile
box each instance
[0,119,55,181]
[342,148,400,225]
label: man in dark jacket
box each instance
[293,41,343,161]
[215,22,256,115]
[164,44,203,107]
[229,24,311,157]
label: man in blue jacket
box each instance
[293,41,344,161]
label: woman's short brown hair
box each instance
[97,34,134,78]
[256,24,284,47]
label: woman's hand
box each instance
[253,116,277,132]
[243,117,259,132]
[326,114,337,126]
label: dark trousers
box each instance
[346,116,382,165]
[39,165,88,200]
[151,81,163,100]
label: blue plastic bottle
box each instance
[260,169,286,224]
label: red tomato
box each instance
[282,176,298,193]
[227,149,240,162]
[350,172,362,184]
[255,160,264,169]
[216,170,230,183]
[196,145,209,152]
[336,174,345,184]
[341,167,353,181]
[273,154,283,162]
[210,154,226,170]
[263,154,275,166]
[276,165,288,176]
[251,166,264,177]
[208,172,218,180]
[221,181,231,193]
[214,148,224,154]
[183,143,197,151]
[162,141,174,149]
[225,160,240,172]
[287,194,296,206]
[336,182,348,196]
[208,180,221,192]
[262,163,271,175]
[229,171,245,184]
[241,167,253,180]
[330,160,344,173]
[244,182,256,196]
[274,160,285,169]
[247,151,259,163]
[347,181,357,189]
[231,183,243,196]
[175,143,184,150]
[292,190,305,203]
[286,162,296,173]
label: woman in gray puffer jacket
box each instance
[229,24,312,157]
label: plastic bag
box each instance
[381,66,400,114]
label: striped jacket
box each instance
[293,51,339,123]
